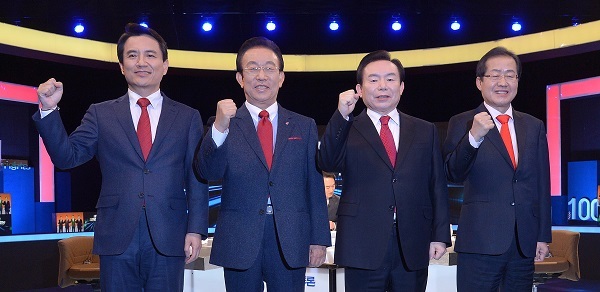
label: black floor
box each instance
[537,278,600,291]
[20,279,600,291]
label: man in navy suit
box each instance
[196,37,331,291]
[443,47,551,291]
[33,23,208,290]
[319,50,451,291]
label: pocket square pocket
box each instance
[288,136,302,140]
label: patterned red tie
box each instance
[257,110,273,170]
[497,114,516,169]
[136,98,152,161]
[380,115,396,168]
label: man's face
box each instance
[236,47,285,109]
[324,177,335,199]
[119,35,169,97]
[357,60,404,115]
[476,55,519,113]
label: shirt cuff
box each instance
[211,124,229,147]
[39,106,59,118]
[468,131,484,148]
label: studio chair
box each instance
[57,236,101,290]
[532,230,580,291]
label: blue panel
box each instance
[567,161,599,222]
[54,171,71,212]
[3,167,35,234]
[35,202,55,233]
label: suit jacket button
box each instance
[143,169,150,174]
[389,205,395,211]
[138,192,145,198]
[392,178,397,183]
[269,181,274,186]
[259,209,265,215]
[510,202,515,206]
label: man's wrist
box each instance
[40,106,59,112]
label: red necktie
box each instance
[136,98,152,161]
[380,115,396,168]
[258,110,273,170]
[497,114,516,169]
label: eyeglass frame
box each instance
[242,66,281,75]
[481,71,519,82]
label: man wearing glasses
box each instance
[195,36,330,291]
[443,46,551,291]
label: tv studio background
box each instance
[1,0,600,290]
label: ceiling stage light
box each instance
[450,20,461,31]
[266,21,276,31]
[512,21,522,32]
[140,22,149,28]
[202,21,213,32]
[73,23,85,34]
[391,21,401,31]
[329,21,339,31]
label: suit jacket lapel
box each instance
[479,104,516,169]
[513,110,527,170]
[113,94,145,161]
[234,104,270,170]
[151,93,178,161]
[273,105,294,169]
[354,110,395,170]
[396,113,415,169]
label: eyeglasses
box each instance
[243,66,280,74]
[483,73,518,82]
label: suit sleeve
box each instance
[443,115,478,184]
[186,110,209,238]
[318,110,353,173]
[430,125,452,246]
[32,106,98,169]
[307,120,332,246]
[536,121,552,243]
[194,123,228,181]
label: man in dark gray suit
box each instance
[322,172,339,231]
[443,46,551,291]
[33,23,207,291]
[196,36,330,292]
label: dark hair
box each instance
[356,50,405,84]
[117,23,168,64]
[322,172,336,179]
[476,46,521,79]
[236,37,284,73]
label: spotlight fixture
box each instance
[329,20,339,31]
[139,22,149,28]
[511,21,522,32]
[450,20,461,31]
[572,17,580,26]
[201,20,213,32]
[391,20,402,31]
[73,22,85,34]
[266,20,276,31]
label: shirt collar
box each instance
[128,89,163,108]
[483,102,513,120]
[366,108,400,126]
[245,101,278,122]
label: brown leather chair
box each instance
[533,229,580,289]
[57,236,100,288]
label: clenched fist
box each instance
[37,78,63,110]
[469,112,495,142]
[214,99,237,133]
[338,89,360,119]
